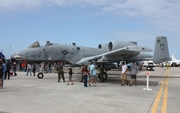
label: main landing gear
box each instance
[37,62,45,79]
[98,72,108,80]
[37,72,44,79]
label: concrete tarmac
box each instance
[0,67,180,113]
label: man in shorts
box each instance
[90,62,97,86]
[129,61,138,86]
[121,62,128,86]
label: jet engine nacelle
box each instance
[98,43,108,50]
[108,41,137,51]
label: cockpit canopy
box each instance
[45,41,53,46]
[28,41,40,48]
[28,41,53,48]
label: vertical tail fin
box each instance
[153,36,171,64]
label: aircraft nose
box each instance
[12,55,21,59]
[11,53,24,60]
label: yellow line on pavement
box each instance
[150,69,169,113]
[161,69,169,113]
[150,77,165,113]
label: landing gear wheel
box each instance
[37,72,44,79]
[98,72,108,80]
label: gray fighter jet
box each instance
[11,36,171,79]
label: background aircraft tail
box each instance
[153,36,171,64]
[171,55,177,61]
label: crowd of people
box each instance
[55,62,98,87]
[0,58,18,89]
[80,62,97,87]
[61,61,138,87]
[0,58,139,89]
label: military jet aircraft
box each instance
[11,36,171,79]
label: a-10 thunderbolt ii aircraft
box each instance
[11,36,171,79]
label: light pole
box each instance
[10,45,11,58]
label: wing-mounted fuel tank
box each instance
[108,41,137,51]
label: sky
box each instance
[0,0,180,59]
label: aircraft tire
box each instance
[37,73,44,79]
[98,72,107,80]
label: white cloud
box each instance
[0,0,180,39]
[0,0,122,12]
[0,0,45,12]
[102,0,180,34]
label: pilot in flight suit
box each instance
[99,63,105,83]
[57,63,65,82]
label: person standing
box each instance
[83,65,89,87]
[2,59,6,87]
[53,62,57,73]
[5,60,11,80]
[80,65,85,82]
[26,64,32,76]
[19,63,22,71]
[121,61,128,86]
[32,63,36,76]
[90,62,97,86]
[99,63,105,83]
[13,62,17,76]
[67,65,73,85]
[57,63,65,82]
[129,61,138,86]
[0,61,3,89]
[48,62,52,73]
[166,62,170,69]
[161,63,164,68]
[22,63,26,71]
[88,62,91,86]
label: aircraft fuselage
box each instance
[13,44,108,64]
[12,43,148,64]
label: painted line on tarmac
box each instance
[150,76,165,113]
[161,69,169,113]
[150,69,169,113]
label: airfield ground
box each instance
[0,67,180,113]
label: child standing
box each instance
[67,65,73,85]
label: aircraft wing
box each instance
[76,45,152,65]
